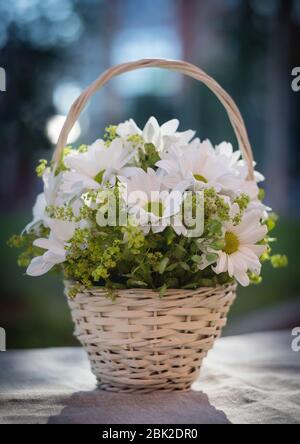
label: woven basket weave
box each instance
[66,282,236,392]
[54,58,255,392]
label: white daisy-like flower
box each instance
[212,211,268,286]
[116,116,195,153]
[215,141,270,218]
[215,142,265,200]
[25,169,63,232]
[61,138,135,197]
[156,140,240,193]
[116,119,142,139]
[26,218,76,277]
[119,168,184,234]
[25,193,47,233]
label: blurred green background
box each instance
[0,0,300,348]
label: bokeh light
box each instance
[53,81,82,115]
[46,115,81,145]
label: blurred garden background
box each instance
[0,0,300,348]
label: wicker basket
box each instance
[66,282,236,392]
[54,59,255,392]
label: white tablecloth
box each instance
[0,331,299,424]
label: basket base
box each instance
[96,379,195,393]
[92,363,202,393]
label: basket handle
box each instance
[53,58,254,180]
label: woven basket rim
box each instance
[64,279,237,298]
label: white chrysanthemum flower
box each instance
[25,169,63,232]
[119,168,184,234]
[25,193,47,233]
[26,218,75,276]
[61,138,135,197]
[156,140,240,193]
[215,142,270,218]
[216,142,265,200]
[116,116,195,153]
[212,211,268,287]
[116,119,142,138]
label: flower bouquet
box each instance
[9,59,286,392]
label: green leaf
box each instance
[158,284,168,298]
[191,255,202,264]
[165,228,176,245]
[210,240,225,250]
[180,262,190,271]
[198,278,215,287]
[165,278,179,288]
[166,263,178,272]
[158,257,169,274]
[206,253,219,263]
[207,220,222,235]
[126,279,148,287]
[182,283,199,289]
[173,244,187,260]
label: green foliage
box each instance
[260,213,287,269]
[8,226,50,268]
[265,212,278,232]
[138,143,160,171]
[248,272,263,285]
[233,193,250,224]
[64,226,122,287]
[258,187,265,201]
[104,125,118,145]
[36,159,48,177]
[46,205,74,221]
[59,206,235,297]
[8,131,287,301]
[51,146,73,175]
[78,144,88,153]
[270,254,288,268]
[10,182,287,299]
[204,188,230,222]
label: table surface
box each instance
[0,330,299,424]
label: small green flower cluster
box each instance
[104,125,118,145]
[233,194,250,225]
[36,159,48,177]
[259,212,288,270]
[64,227,122,287]
[8,225,50,268]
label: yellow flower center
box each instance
[94,170,105,184]
[193,174,208,183]
[143,201,164,218]
[224,232,240,255]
